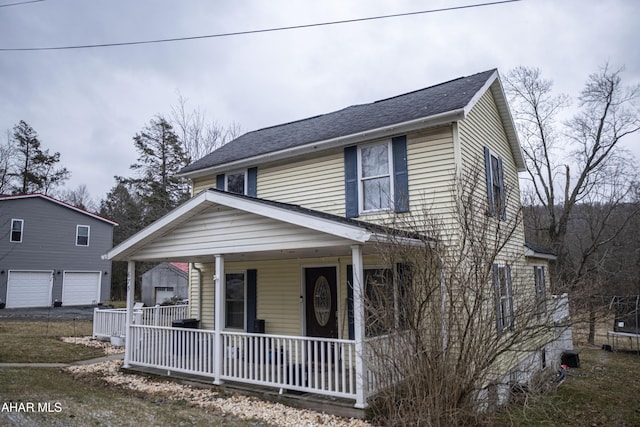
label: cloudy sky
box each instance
[1,0,638,203]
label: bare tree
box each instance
[505,65,640,342]
[169,92,241,162]
[364,168,558,426]
[62,184,96,212]
[0,131,13,194]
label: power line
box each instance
[0,0,45,8]
[0,0,522,52]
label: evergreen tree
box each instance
[120,116,190,225]
[9,120,70,194]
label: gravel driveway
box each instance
[0,306,97,321]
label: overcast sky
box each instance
[1,0,638,203]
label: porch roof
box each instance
[104,189,427,263]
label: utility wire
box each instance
[0,0,44,8]
[0,0,522,52]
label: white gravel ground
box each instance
[62,337,370,427]
[60,336,125,355]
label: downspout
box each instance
[192,264,203,321]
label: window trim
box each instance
[494,263,514,335]
[225,170,247,195]
[534,266,547,319]
[224,270,247,331]
[358,141,394,214]
[76,225,90,247]
[10,219,24,243]
[485,147,506,220]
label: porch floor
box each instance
[122,364,367,420]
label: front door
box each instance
[305,267,338,338]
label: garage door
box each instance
[62,272,101,306]
[155,287,175,305]
[6,271,53,308]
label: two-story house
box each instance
[0,194,117,308]
[104,69,553,410]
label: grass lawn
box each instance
[0,320,105,363]
[496,347,640,426]
[0,367,266,426]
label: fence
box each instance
[93,304,189,338]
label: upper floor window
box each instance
[216,167,257,197]
[76,225,90,246]
[484,147,506,220]
[10,219,23,243]
[226,171,246,195]
[493,264,513,335]
[534,266,547,318]
[360,142,393,212]
[345,136,408,218]
[225,272,246,329]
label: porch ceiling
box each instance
[104,190,418,263]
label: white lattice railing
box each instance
[92,304,189,338]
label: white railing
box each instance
[129,325,216,375]
[93,304,189,338]
[126,326,358,400]
[222,332,357,399]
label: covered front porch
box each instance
[105,190,424,408]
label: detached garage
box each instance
[62,272,101,306]
[6,271,53,308]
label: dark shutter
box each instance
[347,265,354,340]
[506,264,514,329]
[396,263,412,329]
[246,269,257,332]
[392,136,409,213]
[216,174,225,190]
[497,157,506,220]
[247,167,257,197]
[344,146,359,218]
[484,147,494,217]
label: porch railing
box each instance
[93,304,189,338]
[126,326,358,400]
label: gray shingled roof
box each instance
[180,69,496,174]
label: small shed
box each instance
[141,262,188,306]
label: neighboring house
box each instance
[141,262,188,306]
[105,69,554,410]
[0,194,117,308]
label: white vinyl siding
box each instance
[192,176,218,195]
[132,204,354,261]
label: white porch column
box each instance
[351,244,368,409]
[213,254,225,385]
[124,260,135,368]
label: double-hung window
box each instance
[226,171,246,195]
[76,225,90,246]
[225,272,245,329]
[10,219,23,243]
[534,266,547,318]
[359,142,393,212]
[484,147,506,219]
[494,264,514,334]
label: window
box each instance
[364,268,394,337]
[359,142,393,212]
[10,219,23,243]
[494,264,513,334]
[226,171,246,195]
[225,272,245,329]
[484,147,506,219]
[76,225,90,246]
[534,266,547,318]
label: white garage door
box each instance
[62,272,101,306]
[155,287,175,305]
[6,271,53,308]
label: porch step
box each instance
[122,365,367,420]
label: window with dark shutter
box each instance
[484,146,506,220]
